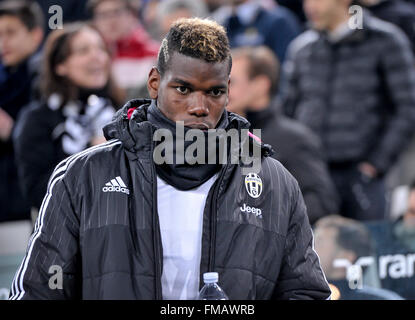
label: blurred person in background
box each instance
[89,0,159,99]
[204,0,226,14]
[140,0,160,36]
[358,0,415,192]
[228,45,339,225]
[358,0,415,53]
[154,0,208,40]
[13,23,121,216]
[276,0,307,25]
[314,215,404,299]
[0,0,44,222]
[400,181,415,243]
[8,18,331,300]
[365,180,415,299]
[281,0,415,221]
[214,0,302,63]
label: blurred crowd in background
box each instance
[1,0,415,300]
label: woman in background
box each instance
[13,23,124,215]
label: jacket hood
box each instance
[103,99,273,159]
[103,99,151,143]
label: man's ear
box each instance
[147,67,161,99]
[253,75,271,96]
[225,77,231,105]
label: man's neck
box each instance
[327,12,351,34]
[363,0,383,6]
[327,14,354,43]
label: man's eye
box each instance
[210,89,225,97]
[176,86,189,94]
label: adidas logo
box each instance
[102,176,130,195]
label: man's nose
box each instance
[188,92,209,117]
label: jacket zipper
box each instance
[322,42,337,154]
[207,126,244,272]
[150,125,163,300]
[208,162,229,272]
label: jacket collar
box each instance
[246,97,281,127]
[317,9,375,46]
[103,99,269,162]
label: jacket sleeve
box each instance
[9,165,81,300]
[279,42,300,118]
[273,183,331,300]
[367,28,415,174]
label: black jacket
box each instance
[281,14,415,175]
[366,0,415,53]
[247,103,339,225]
[0,53,41,222]
[13,94,115,210]
[9,99,330,300]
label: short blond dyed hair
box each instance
[157,17,232,76]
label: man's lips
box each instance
[184,122,211,130]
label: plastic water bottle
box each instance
[198,272,229,300]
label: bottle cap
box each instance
[203,272,219,284]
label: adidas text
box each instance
[102,176,130,195]
[102,186,130,195]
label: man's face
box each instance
[314,227,340,277]
[404,190,415,229]
[314,225,359,280]
[303,0,347,31]
[93,0,134,43]
[0,15,41,67]
[147,52,230,130]
[228,56,257,115]
[56,28,110,90]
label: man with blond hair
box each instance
[10,18,330,300]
